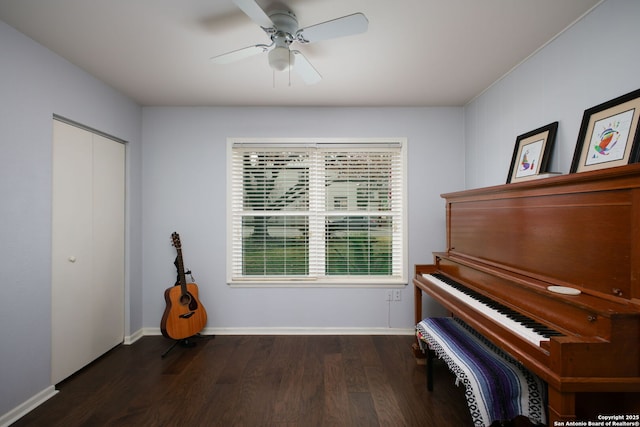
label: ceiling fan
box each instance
[211,0,369,84]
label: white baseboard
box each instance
[143,326,415,336]
[0,386,58,427]
[123,328,144,345]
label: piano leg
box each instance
[426,348,434,391]
[414,282,424,325]
[548,386,576,423]
[413,282,427,360]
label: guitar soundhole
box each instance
[179,293,192,306]
[179,292,199,311]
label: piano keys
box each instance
[422,272,563,346]
[414,163,640,423]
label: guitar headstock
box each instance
[171,232,182,250]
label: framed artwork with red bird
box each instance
[571,88,640,173]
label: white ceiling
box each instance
[0,0,601,107]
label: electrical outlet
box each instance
[386,290,393,301]
[393,289,402,301]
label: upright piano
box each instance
[413,163,640,423]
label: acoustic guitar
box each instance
[160,232,207,340]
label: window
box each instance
[227,138,407,286]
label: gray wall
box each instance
[141,107,464,333]
[465,0,640,189]
[0,20,143,417]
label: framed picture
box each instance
[570,88,640,173]
[507,121,558,183]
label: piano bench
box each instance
[416,317,547,427]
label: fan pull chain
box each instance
[271,66,293,88]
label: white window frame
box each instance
[226,137,408,287]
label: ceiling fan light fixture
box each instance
[268,46,295,71]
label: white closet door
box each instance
[90,133,125,353]
[51,120,125,384]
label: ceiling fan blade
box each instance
[296,13,368,44]
[232,0,274,29]
[211,44,268,64]
[291,50,321,85]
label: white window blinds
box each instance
[228,139,406,285]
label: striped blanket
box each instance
[416,317,546,426]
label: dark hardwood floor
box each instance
[11,334,475,427]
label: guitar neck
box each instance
[175,248,188,293]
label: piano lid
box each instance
[441,163,640,304]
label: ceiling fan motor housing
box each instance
[268,10,298,45]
